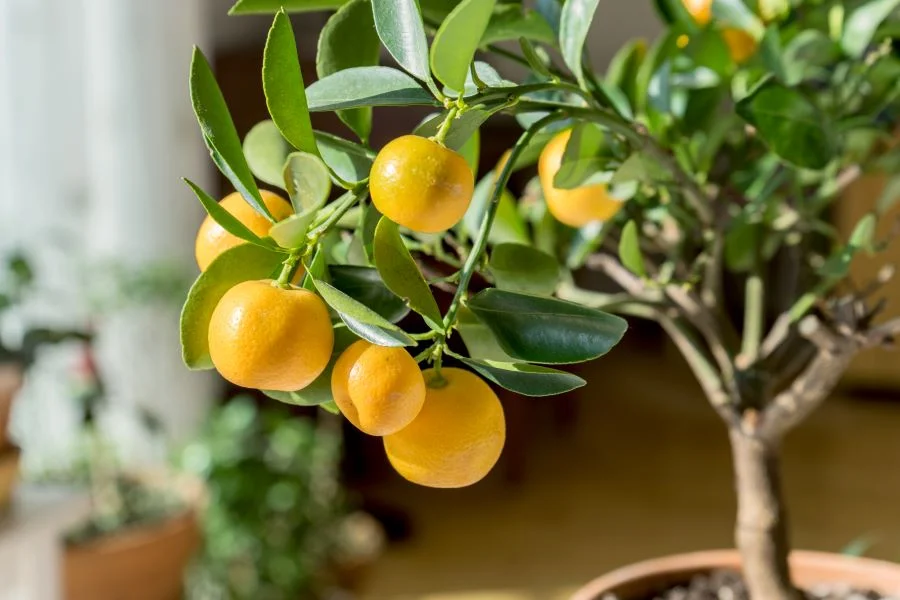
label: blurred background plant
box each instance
[181,396,384,600]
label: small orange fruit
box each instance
[331,340,426,436]
[369,135,474,233]
[683,0,712,25]
[208,280,333,392]
[538,130,623,228]
[722,28,758,63]
[195,190,293,271]
[383,368,505,488]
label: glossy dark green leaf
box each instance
[735,80,835,170]
[230,0,348,14]
[457,305,514,361]
[842,0,900,57]
[314,279,414,346]
[184,179,280,251]
[315,131,375,184]
[467,289,628,364]
[489,243,560,296]
[306,67,437,111]
[559,0,600,87]
[317,0,381,142]
[329,265,409,323]
[481,6,556,45]
[372,0,433,84]
[430,0,496,91]
[458,128,480,174]
[373,218,444,330]
[618,220,646,277]
[458,357,586,397]
[759,26,787,81]
[263,326,359,405]
[243,120,292,188]
[180,244,284,369]
[190,48,271,220]
[263,11,318,155]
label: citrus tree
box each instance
[180,0,900,598]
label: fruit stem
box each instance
[430,105,459,146]
[441,112,569,334]
[430,344,447,388]
[276,252,302,288]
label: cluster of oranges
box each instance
[191,129,619,487]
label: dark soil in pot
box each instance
[600,569,900,600]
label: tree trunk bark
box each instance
[730,429,802,600]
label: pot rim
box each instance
[572,549,900,600]
[65,509,197,556]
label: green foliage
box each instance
[182,398,355,599]
[191,0,900,427]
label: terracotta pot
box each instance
[0,363,23,450]
[572,550,900,600]
[0,445,20,512]
[64,511,200,600]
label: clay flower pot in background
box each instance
[0,363,23,511]
[572,550,900,600]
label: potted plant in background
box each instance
[178,0,900,598]
[181,396,384,599]
[48,339,202,600]
[0,251,88,511]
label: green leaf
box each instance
[314,279,415,346]
[373,218,443,330]
[190,48,271,220]
[307,66,437,111]
[264,326,359,405]
[876,175,900,214]
[458,357,585,397]
[735,80,835,170]
[554,123,609,189]
[536,0,562,34]
[467,289,628,364]
[712,0,765,38]
[430,0,496,91]
[414,108,492,151]
[724,216,761,272]
[359,200,382,262]
[317,0,381,142]
[462,175,529,246]
[606,38,647,104]
[458,128,480,174]
[483,7,555,45]
[635,31,676,115]
[230,0,348,14]
[618,220,646,277]
[243,120,292,188]
[850,213,878,252]
[457,306,514,361]
[559,0,600,88]
[263,11,318,156]
[283,152,332,213]
[269,214,315,249]
[183,179,280,251]
[315,131,375,184]
[180,244,283,369]
[489,243,560,296]
[842,0,900,57]
[302,247,328,291]
[372,0,433,84]
[519,38,553,78]
[329,265,409,323]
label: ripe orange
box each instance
[683,0,712,25]
[383,368,505,488]
[722,28,758,63]
[331,341,426,436]
[195,190,293,271]
[208,280,333,392]
[369,135,474,233]
[538,130,623,228]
